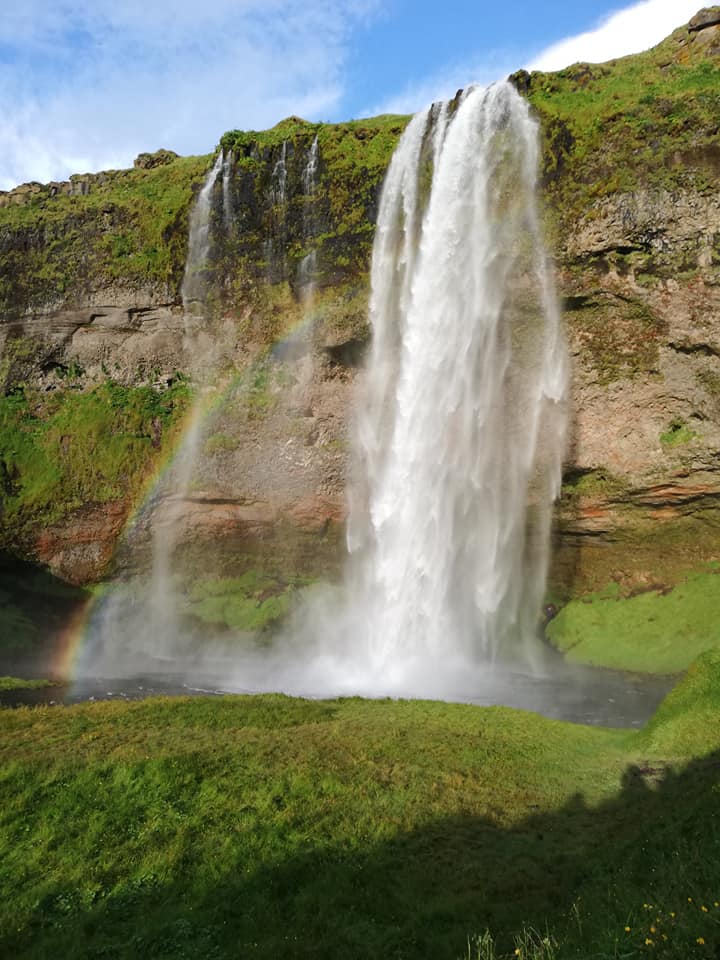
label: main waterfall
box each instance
[344,83,567,677]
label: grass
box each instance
[546,568,720,673]
[521,24,720,230]
[660,419,698,448]
[0,677,54,691]
[0,651,719,959]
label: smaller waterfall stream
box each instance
[85,152,229,669]
[181,151,224,319]
[148,152,229,647]
[298,135,319,303]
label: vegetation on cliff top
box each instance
[0,155,211,315]
[0,653,718,959]
[516,19,720,232]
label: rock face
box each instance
[689,7,720,31]
[133,149,180,169]
[1,10,720,600]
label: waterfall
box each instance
[181,151,224,317]
[265,141,289,281]
[148,152,230,645]
[83,152,229,673]
[298,135,319,300]
[345,82,567,674]
[222,150,234,232]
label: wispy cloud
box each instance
[527,0,703,71]
[0,0,379,189]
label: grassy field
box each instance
[0,650,718,959]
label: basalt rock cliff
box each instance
[1,10,720,619]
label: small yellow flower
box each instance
[625,926,631,933]
[514,951,521,957]
[701,905,708,913]
[650,926,656,934]
[697,937,705,945]
[688,897,693,903]
[670,912,676,919]
[643,903,649,909]
[645,938,654,946]
[662,934,668,942]
[715,902,719,908]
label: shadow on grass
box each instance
[3,747,718,959]
[0,550,88,675]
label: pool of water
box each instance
[0,660,675,728]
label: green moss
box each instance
[187,571,313,633]
[204,433,240,455]
[0,155,211,313]
[519,26,720,254]
[660,418,698,447]
[0,677,55,691]
[0,379,190,541]
[560,467,629,501]
[547,568,720,673]
[562,294,666,383]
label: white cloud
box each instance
[527,0,703,71]
[0,0,379,189]
[367,0,700,120]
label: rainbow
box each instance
[49,306,322,682]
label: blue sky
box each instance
[0,0,703,189]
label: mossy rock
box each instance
[186,571,315,635]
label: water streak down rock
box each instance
[346,83,568,672]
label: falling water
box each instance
[265,141,289,280]
[181,151,224,317]
[345,82,567,676]
[83,153,228,671]
[222,150,234,232]
[298,135,320,300]
[148,152,230,646]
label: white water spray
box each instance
[342,82,567,680]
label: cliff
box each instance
[1,10,719,629]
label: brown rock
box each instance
[689,7,720,31]
[35,501,128,584]
[133,149,180,170]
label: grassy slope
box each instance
[546,569,720,673]
[0,652,719,960]
[521,23,720,229]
